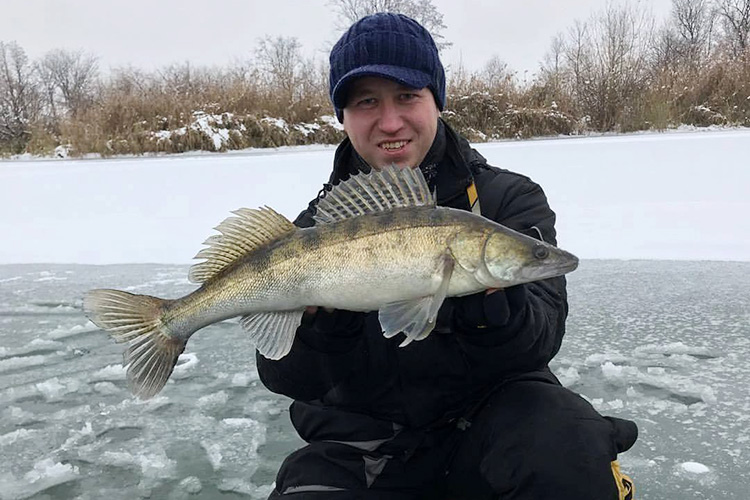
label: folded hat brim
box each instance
[331,64,433,109]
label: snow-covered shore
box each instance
[2,128,749,264]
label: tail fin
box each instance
[83,289,185,399]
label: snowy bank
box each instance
[1,129,748,264]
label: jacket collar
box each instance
[330,119,486,207]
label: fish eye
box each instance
[532,244,549,260]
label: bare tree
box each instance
[671,0,715,64]
[541,33,566,77]
[253,35,328,118]
[651,24,682,70]
[592,2,654,128]
[538,33,568,102]
[327,0,451,51]
[715,0,750,57]
[38,49,98,117]
[480,55,511,90]
[0,41,40,150]
[549,2,655,130]
[35,58,59,123]
[562,20,595,106]
[596,3,653,78]
[109,65,151,95]
[158,62,198,96]
[255,36,305,101]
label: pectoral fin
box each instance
[378,254,455,347]
[240,310,305,360]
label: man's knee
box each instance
[270,443,365,498]
[468,377,637,499]
[270,442,417,500]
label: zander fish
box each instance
[84,166,578,398]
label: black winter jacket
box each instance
[257,120,568,443]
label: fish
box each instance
[83,165,578,399]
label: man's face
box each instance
[342,77,440,170]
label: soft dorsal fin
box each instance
[188,207,295,283]
[313,165,435,225]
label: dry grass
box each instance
[24,64,344,157]
[2,51,748,157]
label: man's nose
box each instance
[377,100,404,133]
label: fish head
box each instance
[482,228,579,287]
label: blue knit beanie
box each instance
[329,12,446,122]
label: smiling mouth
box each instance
[379,140,410,151]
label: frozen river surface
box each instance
[1,260,748,499]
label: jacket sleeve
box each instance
[256,206,368,402]
[446,172,569,379]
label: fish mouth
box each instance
[519,256,579,282]
[556,258,579,275]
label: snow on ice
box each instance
[1,129,749,499]
[1,128,749,265]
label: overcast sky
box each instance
[1,0,673,76]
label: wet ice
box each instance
[0,261,747,499]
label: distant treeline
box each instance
[1,0,749,157]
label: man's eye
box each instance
[400,93,418,101]
[356,97,377,107]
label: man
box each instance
[258,12,637,499]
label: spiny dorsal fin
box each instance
[313,165,435,225]
[188,207,295,284]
